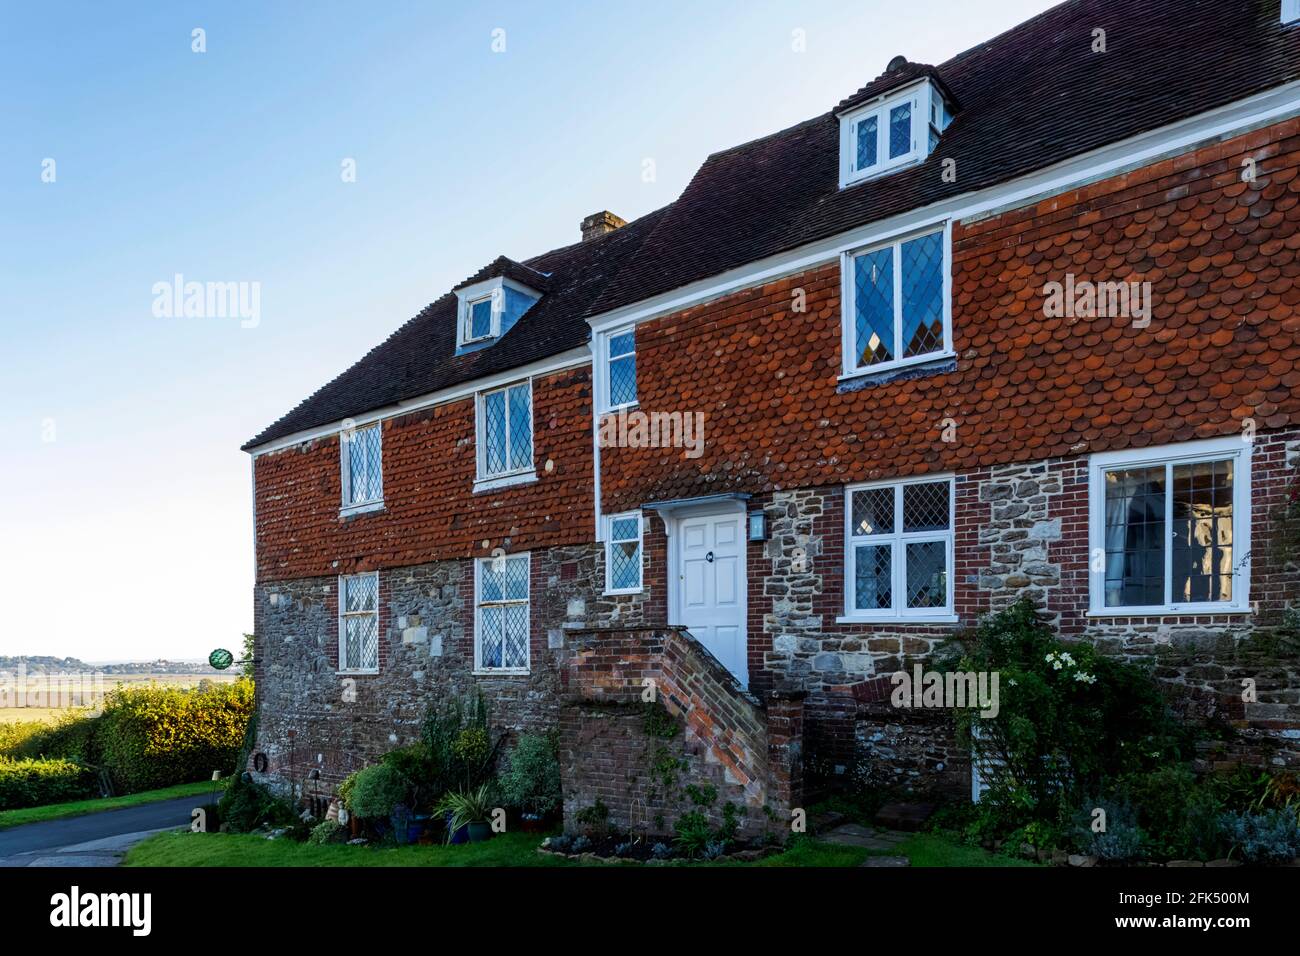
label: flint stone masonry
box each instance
[250,545,661,793]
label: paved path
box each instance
[0,796,200,867]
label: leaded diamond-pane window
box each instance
[889,103,912,158]
[339,572,379,672]
[607,329,637,408]
[851,487,894,536]
[846,478,953,617]
[905,541,948,609]
[468,296,494,340]
[856,115,878,170]
[901,232,944,358]
[854,247,893,367]
[477,554,529,671]
[480,382,533,478]
[903,480,949,532]
[854,544,892,611]
[342,423,383,507]
[606,512,642,592]
[847,228,947,373]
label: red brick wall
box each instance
[254,366,595,582]
[599,116,1300,514]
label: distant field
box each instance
[0,673,239,722]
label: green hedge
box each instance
[0,757,97,810]
[0,680,255,800]
[0,713,99,763]
[97,680,255,792]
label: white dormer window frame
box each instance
[838,78,952,189]
[455,276,538,348]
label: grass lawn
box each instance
[0,780,218,829]
[124,828,1030,868]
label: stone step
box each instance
[874,802,935,832]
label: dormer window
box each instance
[454,276,541,350]
[839,78,953,188]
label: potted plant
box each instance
[498,731,562,831]
[436,783,497,843]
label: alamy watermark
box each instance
[1043,273,1151,327]
[152,274,260,328]
[598,407,705,459]
[890,664,1000,718]
[0,664,105,710]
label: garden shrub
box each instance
[97,679,254,792]
[1069,797,1146,862]
[1218,809,1300,864]
[307,819,347,845]
[345,762,410,819]
[217,776,296,833]
[498,731,561,817]
[0,757,97,810]
[380,744,439,811]
[938,599,1187,836]
[419,692,498,794]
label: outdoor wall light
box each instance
[748,511,767,541]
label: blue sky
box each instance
[0,0,1058,662]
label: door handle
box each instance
[705,551,714,563]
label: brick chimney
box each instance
[581,210,627,242]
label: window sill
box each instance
[473,471,537,494]
[472,668,530,677]
[836,613,959,625]
[600,401,640,416]
[1085,606,1252,619]
[339,501,385,518]
[839,351,956,385]
[604,587,644,597]
[337,669,380,676]
[841,155,923,189]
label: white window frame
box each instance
[339,422,384,515]
[337,571,380,674]
[473,552,531,675]
[1088,436,1252,616]
[462,291,498,345]
[474,378,536,491]
[838,79,952,188]
[604,511,644,595]
[602,325,638,413]
[840,475,957,623]
[455,276,540,348]
[840,222,954,380]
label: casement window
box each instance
[606,327,637,410]
[842,225,951,377]
[1088,437,1251,615]
[476,380,534,488]
[340,422,383,512]
[605,511,643,594]
[338,572,380,673]
[838,80,953,188]
[475,553,530,673]
[464,292,496,343]
[843,476,955,620]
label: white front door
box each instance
[676,509,747,686]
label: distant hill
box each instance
[0,655,223,675]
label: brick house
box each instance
[243,1,1300,825]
